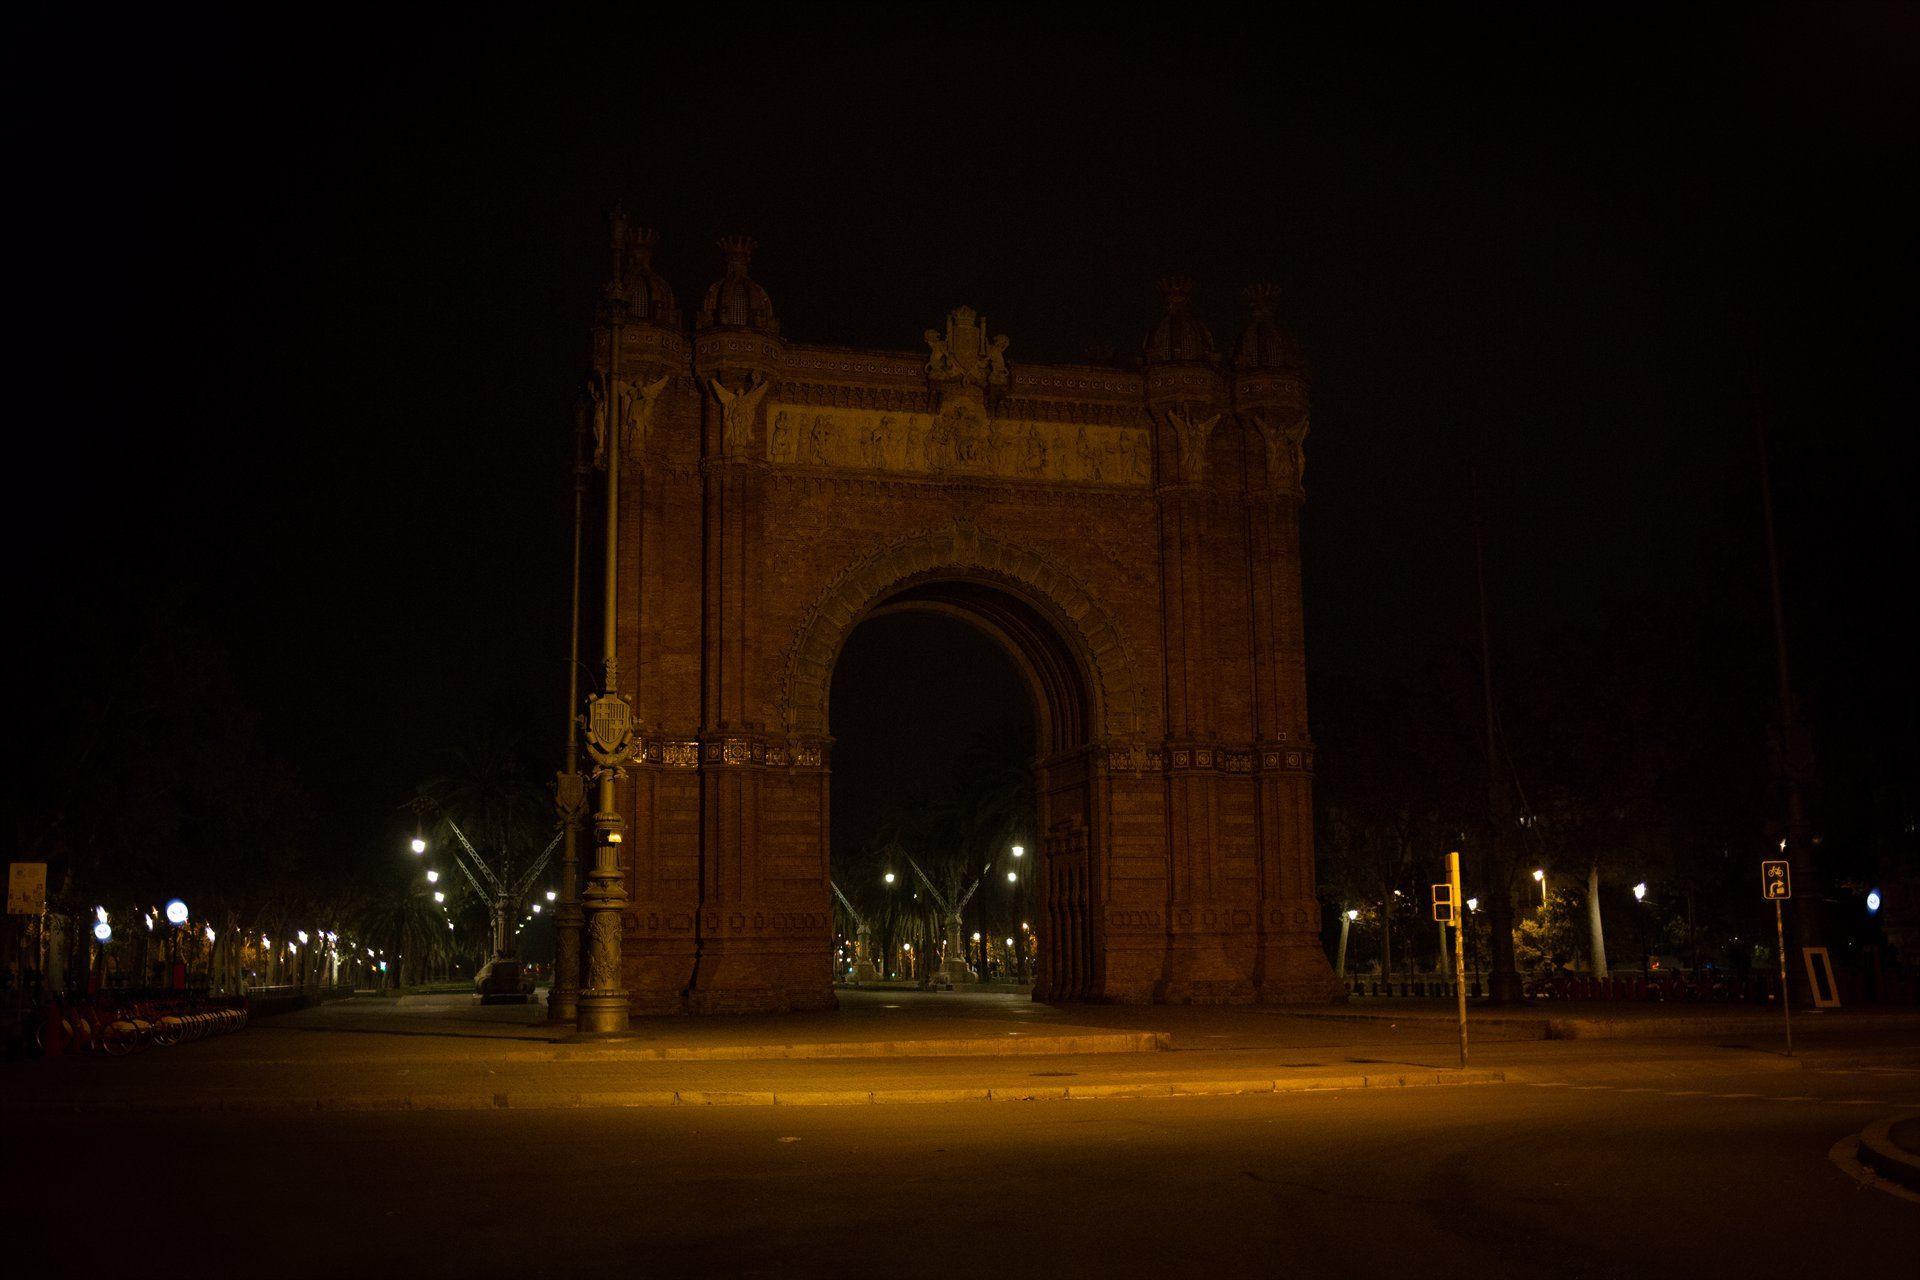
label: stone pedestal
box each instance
[576,991,629,1032]
[937,957,976,987]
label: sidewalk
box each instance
[5,988,1915,1113]
[1304,996,1920,1041]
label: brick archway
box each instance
[778,522,1144,747]
[778,528,1142,1002]
[596,270,1342,1014]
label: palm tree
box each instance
[350,860,449,988]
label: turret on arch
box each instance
[592,236,1342,1013]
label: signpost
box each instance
[7,862,45,915]
[1762,859,1792,1055]
[1436,852,1468,1068]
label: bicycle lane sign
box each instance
[1762,860,1791,900]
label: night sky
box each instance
[7,5,1912,882]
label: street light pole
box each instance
[578,210,634,1036]
[1757,417,1820,971]
[548,388,590,1025]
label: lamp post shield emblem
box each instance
[554,769,586,821]
[585,692,635,766]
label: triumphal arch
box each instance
[591,228,1340,1012]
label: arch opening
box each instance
[819,574,1101,1003]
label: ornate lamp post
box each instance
[831,880,877,984]
[408,809,560,1000]
[577,208,637,1036]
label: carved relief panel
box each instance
[764,403,1150,486]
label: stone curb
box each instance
[1855,1117,1920,1193]
[550,1031,1170,1060]
[1542,1018,1784,1041]
[1,1069,1505,1113]
[1299,1008,1920,1042]
[1298,1009,1768,1041]
[1292,1011,1550,1037]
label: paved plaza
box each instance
[5,990,1916,1277]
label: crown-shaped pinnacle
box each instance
[626,225,660,267]
[717,235,757,276]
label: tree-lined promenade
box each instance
[6,590,1907,1013]
[4,601,565,1005]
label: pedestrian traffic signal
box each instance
[1431,882,1454,923]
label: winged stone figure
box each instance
[709,376,771,455]
[619,374,672,459]
[1167,409,1220,483]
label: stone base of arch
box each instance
[1255,935,1351,1004]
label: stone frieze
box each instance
[763,401,1151,487]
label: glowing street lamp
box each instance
[1334,907,1359,979]
[426,869,440,883]
[433,891,445,904]
[165,899,189,926]
[1632,882,1654,975]
[1867,890,1881,914]
[1463,898,1482,990]
[411,838,427,855]
[1532,868,1547,906]
[884,872,896,884]
[1011,844,1024,859]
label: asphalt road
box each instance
[11,1061,1914,1278]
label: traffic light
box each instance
[1431,882,1455,923]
